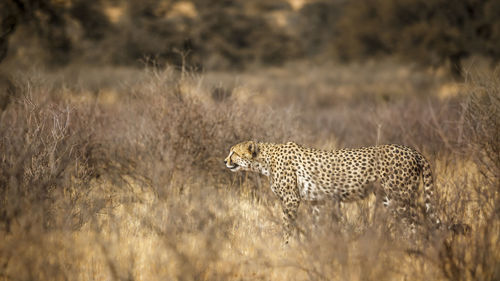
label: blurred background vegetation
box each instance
[1,0,499,76]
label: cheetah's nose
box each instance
[223,159,227,164]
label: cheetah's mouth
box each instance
[228,163,240,171]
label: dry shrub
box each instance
[0,77,101,280]
[0,67,307,280]
[79,67,309,192]
[0,78,96,233]
[433,72,500,281]
[463,73,500,180]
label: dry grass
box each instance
[0,62,498,281]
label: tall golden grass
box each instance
[0,62,498,281]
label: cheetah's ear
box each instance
[248,141,259,158]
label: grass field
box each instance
[0,61,498,281]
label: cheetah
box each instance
[224,141,440,243]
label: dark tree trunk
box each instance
[0,11,18,64]
[0,38,7,63]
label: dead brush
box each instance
[432,72,500,281]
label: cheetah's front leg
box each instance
[281,191,300,245]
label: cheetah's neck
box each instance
[250,142,277,177]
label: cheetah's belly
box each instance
[297,175,336,201]
[297,173,373,202]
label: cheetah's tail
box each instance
[418,154,441,226]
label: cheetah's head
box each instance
[224,141,260,172]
